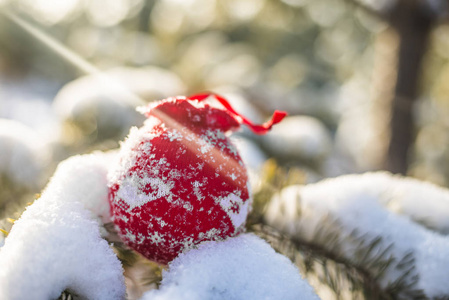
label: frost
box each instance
[0,153,125,300]
[192,180,202,188]
[266,172,449,298]
[148,232,166,246]
[108,124,156,184]
[167,129,183,141]
[141,234,320,300]
[117,176,151,208]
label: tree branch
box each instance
[250,222,396,299]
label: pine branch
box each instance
[249,222,398,300]
[250,166,433,299]
[262,173,449,298]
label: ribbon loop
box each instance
[187,93,287,135]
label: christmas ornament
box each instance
[108,93,286,264]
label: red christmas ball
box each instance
[108,94,286,264]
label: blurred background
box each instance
[1,0,449,218]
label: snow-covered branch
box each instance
[265,172,449,298]
[0,153,125,300]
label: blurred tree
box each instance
[348,0,449,174]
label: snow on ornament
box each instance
[108,93,286,264]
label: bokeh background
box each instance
[1,0,449,217]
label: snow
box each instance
[352,172,449,234]
[266,172,449,298]
[0,118,52,187]
[43,152,118,225]
[261,115,332,162]
[142,234,319,300]
[0,152,125,300]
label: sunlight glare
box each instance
[3,9,98,75]
[2,9,145,105]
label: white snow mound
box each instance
[142,233,320,300]
[0,152,125,300]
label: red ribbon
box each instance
[187,93,287,135]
